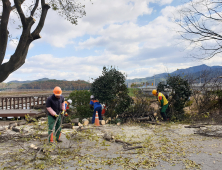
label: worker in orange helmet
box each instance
[46,86,66,143]
[152,89,168,121]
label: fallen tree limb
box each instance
[123,145,143,151]
[30,144,45,153]
[26,113,46,122]
[11,127,29,133]
[135,117,150,121]
[194,132,222,138]
[184,125,205,128]
[62,124,74,129]
[0,133,48,142]
[103,133,132,146]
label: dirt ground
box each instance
[0,119,222,170]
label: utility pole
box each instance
[154,74,155,86]
[200,71,201,85]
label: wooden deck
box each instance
[0,109,42,117]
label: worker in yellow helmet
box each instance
[152,90,168,121]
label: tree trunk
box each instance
[0,0,50,82]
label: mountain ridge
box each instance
[126,64,222,84]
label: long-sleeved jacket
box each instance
[46,94,65,117]
[89,99,101,110]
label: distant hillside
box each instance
[17,80,90,90]
[0,82,23,91]
[126,64,222,85]
[8,78,51,84]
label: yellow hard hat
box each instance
[152,90,157,96]
[53,86,62,96]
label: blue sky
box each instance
[3,0,222,82]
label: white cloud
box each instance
[157,0,173,6]
[4,0,221,83]
[39,0,154,47]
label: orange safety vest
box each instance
[65,101,69,111]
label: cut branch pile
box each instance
[118,112,155,123]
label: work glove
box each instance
[54,114,59,118]
[61,111,65,115]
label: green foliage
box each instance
[91,66,133,117]
[157,82,165,92]
[128,88,140,97]
[157,75,192,121]
[68,90,92,118]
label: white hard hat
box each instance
[90,95,94,99]
[67,99,72,104]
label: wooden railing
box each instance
[0,95,49,110]
[0,92,71,110]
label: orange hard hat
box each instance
[53,86,62,96]
[152,90,157,96]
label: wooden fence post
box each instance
[1,98,3,110]
[21,97,23,109]
[13,98,15,109]
[5,98,8,110]
[37,97,39,105]
[25,97,27,109]
[9,97,12,109]
[41,96,43,105]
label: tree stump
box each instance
[100,120,105,125]
[82,119,89,126]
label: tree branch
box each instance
[30,0,39,16]
[14,0,27,27]
[31,0,50,40]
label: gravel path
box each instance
[1,122,222,169]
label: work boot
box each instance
[161,112,167,121]
[56,139,63,143]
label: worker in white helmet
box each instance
[64,99,72,116]
[89,95,102,124]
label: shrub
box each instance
[157,75,192,121]
[91,66,133,117]
[68,90,93,119]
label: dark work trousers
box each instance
[160,104,168,121]
[92,107,102,124]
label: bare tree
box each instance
[176,0,222,59]
[0,0,86,82]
